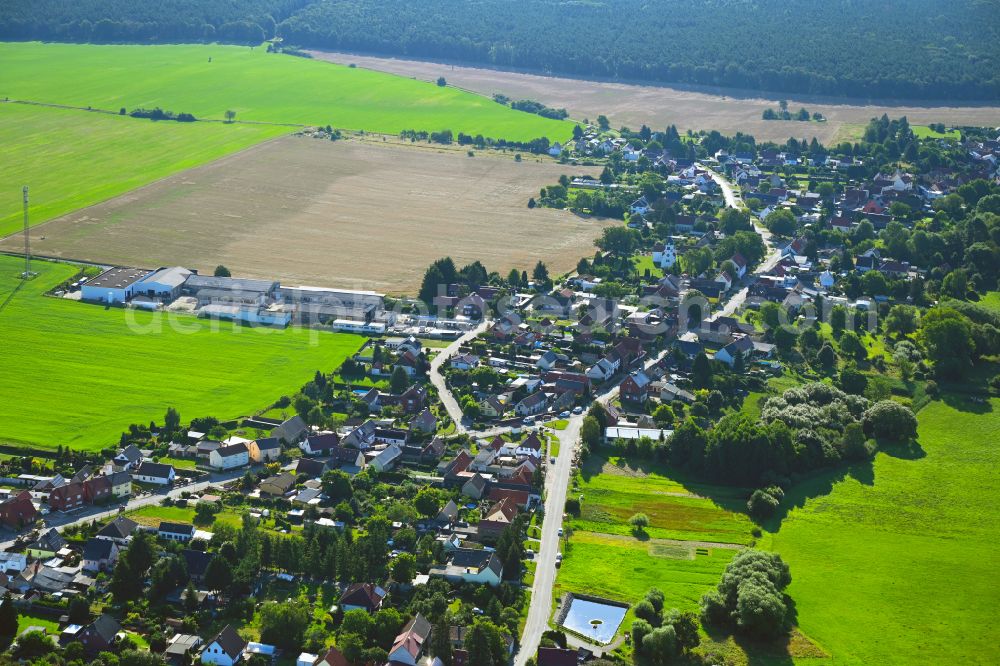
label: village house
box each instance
[259,473,296,497]
[479,395,505,419]
[158,522,195,542]
[271,415,308,443]
[132,462,176,485]
[82,537,119,573]
[201,625,246,666]
[449,353,480,371]
[76,615,122,655]
[339,583,386,613]
[300,432,341,456]
[537,647,581,666]
[295,457,330,479]
[106,471,132,498]
[248,437,282,463]
[409,408,437,434]
[96,516,138,545]
[370,443,403,472]
[82,475,113,503]
[210,443,250,470]
[48,481,85,512]
[430,548,503,586]
[113,444,145,471]
[515,391,549,417]
[619,370,653,403]
[387,614,432,666]
[478,498,518,541]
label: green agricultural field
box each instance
[0,103,289,235]
[0,42,572,142]
[555,530,736,624]
[0,255,362,451]
[763,397,1000,664]
[572,455,757,545]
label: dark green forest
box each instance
[0,0,312,44]
[2,0,998,101]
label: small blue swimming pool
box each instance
[560,596,628,644]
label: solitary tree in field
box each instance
[214,265,231,277]
[436,77,447,87]
[629,512,650,534]
[224,109,236,123]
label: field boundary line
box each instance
[2,98,307,128]
[578,530,746,550]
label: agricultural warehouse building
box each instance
[278,285,385,323]
[133,266,194,300]
[183,275,279,306]
[198,302,292,328]
[81,267,152,304]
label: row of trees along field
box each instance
[1,0,997,100]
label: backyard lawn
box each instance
[129,504,243,530]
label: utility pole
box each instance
[22,185,31,278]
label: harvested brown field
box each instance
[4,137,613,294]
[310,50,1000,144]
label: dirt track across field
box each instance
[310,50,1000,144]
[4,137,613,294]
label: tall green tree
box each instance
[0,597,18,638]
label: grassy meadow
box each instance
[0,256,362,451]
[0,103,289,235]
[555,530,737,624]
[571,455,757,545]
[761,397,1000,664]
[0,42,572,141]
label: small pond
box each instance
[560,596,628,644]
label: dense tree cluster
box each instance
[0,0,311,44]
[274,0,999,100]
[701,550,792,639]
[631,588,700,663]
[660,383,917,487]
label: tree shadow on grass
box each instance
[879,438,926,460]
[700,623,798,666]
[940,391,994,414]
[761,459,874,533]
